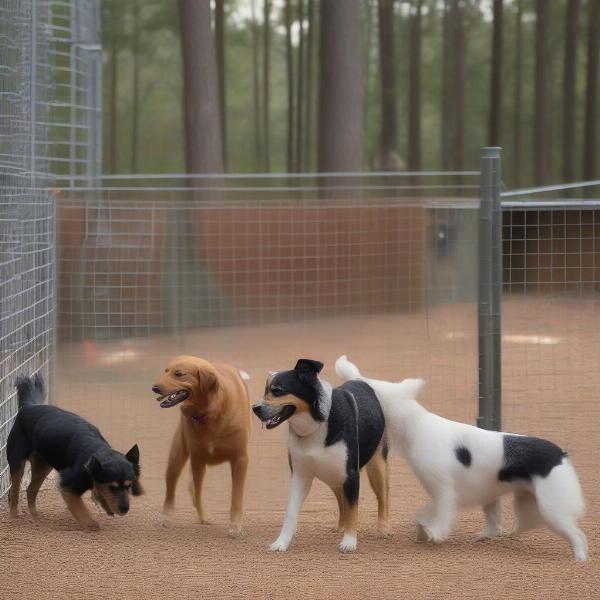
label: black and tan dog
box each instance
[252,359,389,553]
[7,373,142,529]
[152,355,250,536]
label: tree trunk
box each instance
[285,0,294,173]
[583,0,600,181]
[263,0,271,172]
[170,1,228,330]
[131,0,140,173]
[295,0,305,173]
[178,0,223,174]
[215,0,227,169]
[407,0,422,171]
[109,0,119,173]
[363,0,375,159]
[441,0,452,170]
[303,0,315,172]
[488,0,503,147]
[318,0,364,173]
[563,0,580,183]
[250,0,262,170]
[513,0,523,187]
[377,0,398,170]
[450,0,465,173]
[534,0,549,185]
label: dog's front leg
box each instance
[339,470,360,553]
[60,489,99,530]
[422,489,456,543]
[269,472,313,552]
[229,454,248,537]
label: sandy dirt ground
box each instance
[1,298,599,599]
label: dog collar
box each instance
[191,414,206,424]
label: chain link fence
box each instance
[0,0,100,498]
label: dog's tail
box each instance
[335,355,362,381]
[336,355,425,397]
[15,372,45,409]
[335,355,425,454]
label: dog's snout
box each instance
[152,385,161,394]
[119,502,130,515]
[252,404,263,417]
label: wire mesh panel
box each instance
[0,0,99,498]
[53,175,481,483]
[47,0,101,181]
[501,185,600,470]
[0,0,55,497]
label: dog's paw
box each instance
[160,514,174,528]
[377,522,392,538]
[416,523,428,542]
[477,527,502,541]
[575,549,588,562]
[228,524,244,538]
[269,539,290,552]
[338,534,357,553]
[421,525,447,544]
[85,521,100,532]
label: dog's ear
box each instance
[125,444,139,465]
[294,359,324,384]
[84,455,102,478]
[196,368,219,398]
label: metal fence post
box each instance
[478,146,502,431]
[30,0,37,183]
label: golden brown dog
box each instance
[152,355,250,536]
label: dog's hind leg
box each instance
[511,491,542,535]
[163,425,189,520]
[229,454,248,537]
[366,449,390,536]
[8,461,25,518]
[539,509,588,562]
[7,420,30,519]
[534,469,588,562]
[478,499,502,539]
[27,455,52,517]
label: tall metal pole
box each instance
[30,0,37,184]
[478,146,502,430]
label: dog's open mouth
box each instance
[156,389,190,408]
[265,405,296,429]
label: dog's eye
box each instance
[108,484,119,491]
[123,483,131,490]
[174,371,184,378]
[270,386,283,394]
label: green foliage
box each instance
[102,0,596,185]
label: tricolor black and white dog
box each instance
[335,355,588,561]
[252,359,390,553]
